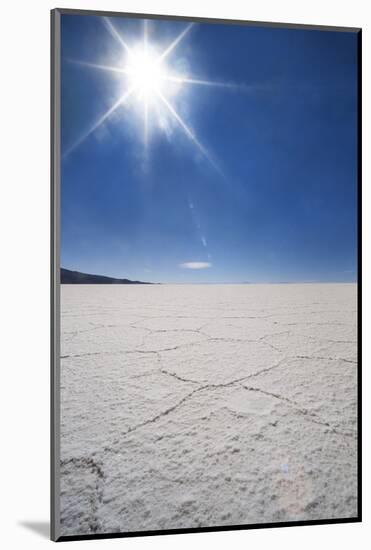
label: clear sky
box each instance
[60,14,358,283]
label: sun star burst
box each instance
[63,17,238,173]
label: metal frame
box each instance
[51,7,61,542]
[51,7,362,542]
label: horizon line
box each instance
[60,267,357,285]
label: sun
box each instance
[125,46,168,101]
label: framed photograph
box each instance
[51,8,361,542]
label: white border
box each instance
[0,1,368,548]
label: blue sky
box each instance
[61,14,358,283]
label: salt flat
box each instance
[59,283,358,535]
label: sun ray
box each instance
[103,17,133,56]
[143,20,149,148]
[143,19,148,52]
[68,59,129,75]
[156,90,223,175]
[63,86,136,158]
[68,59,241,92]
[156,23,194,63]
[165,74,241,89]
[144,98,149,148]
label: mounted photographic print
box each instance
[51,8,361,541]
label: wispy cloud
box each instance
[179,261,212,269]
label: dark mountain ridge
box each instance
[61,268,152,285]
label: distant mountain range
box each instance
[61,268,152,285]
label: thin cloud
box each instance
[179,262,212,269]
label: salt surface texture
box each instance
[59,284,357,535]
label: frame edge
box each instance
[51,7,61,543]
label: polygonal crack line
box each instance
[61,323,110,343]
[125,316,218,350]
[61,455,106,480]
[134,327,293,355]
[60,456,106,532]
[295,355,357,364]
[256,329,357,351]
[60,344,355,373]
[154,346,290,389]
[246,327,357,363]
[158,366,201,386]
[62,314,356,360]
[240,385,356,440]
[60,348,161,360]
[127,316,215,330]
[134,326,211,352]
[306,335,357,345]
[281,321,353,328]
[60,335,272,359]
[100,359,289,454]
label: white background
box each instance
[0,0,368,548]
